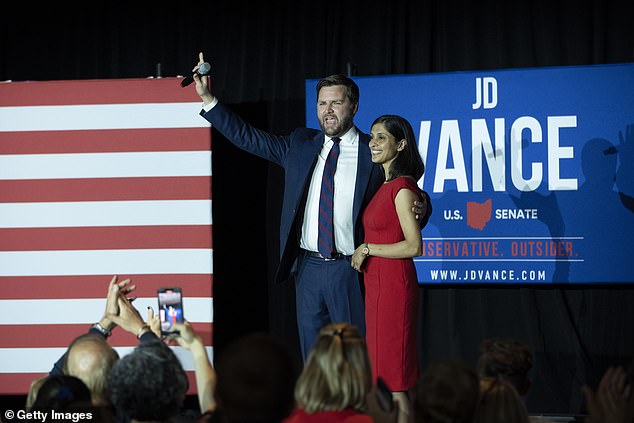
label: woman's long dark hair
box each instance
[372,114,424,182]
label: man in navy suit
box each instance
[192,53,422,359]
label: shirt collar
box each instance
[327,126,358,145]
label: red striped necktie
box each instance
[318,137,341,258]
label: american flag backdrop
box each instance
[0,78,213,394]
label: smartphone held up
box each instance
[157,287,184,336]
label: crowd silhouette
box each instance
[20,276,633,423]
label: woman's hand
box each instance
[146,306,161,339]
[170,321,203,350]
[351,244,367,272]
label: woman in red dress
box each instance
[351,115,429,406]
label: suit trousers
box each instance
[294,254,366,360]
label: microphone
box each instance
[180,62,211,87]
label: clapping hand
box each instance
[99,275,136,332]
[582,366,633,423]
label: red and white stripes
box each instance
[0,78,213,394]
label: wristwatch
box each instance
[91,322,112,338]
[362,243,370,257]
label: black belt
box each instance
[301,249,349,261]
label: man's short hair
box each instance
[316,74,360,106]
[477,338,533,394]
[108,340,188,421]
[413,361,479,423]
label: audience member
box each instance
[48,276,155,406]
[50,275,135,376]
[30,374,93,410]
[63,333,119,406]
[286,322,402,423]
[39,274,217,422]
[288,323,372,422]
[25,375,48,410]
[474,377,530,423]
[104,284,194,422]
[107,339,189,422]
[477,338,533,396]
[201,332,297,423]
[413,361,479,423]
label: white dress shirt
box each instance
[300,127,359,255]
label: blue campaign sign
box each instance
[306,63,634,284]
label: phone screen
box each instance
[157,287,184,335]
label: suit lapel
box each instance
[353,130,374,223]
[288,132,323,211]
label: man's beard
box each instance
[320,114,354,137]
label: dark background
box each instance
[2,0,633,415]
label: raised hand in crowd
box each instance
[582,366,634,423]
[146,305,161,339]
[49,275,136,377]
[106,286,155,340]
[170,322,217,414]
[95,275,136,336]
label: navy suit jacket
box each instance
[201,102,384,283]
